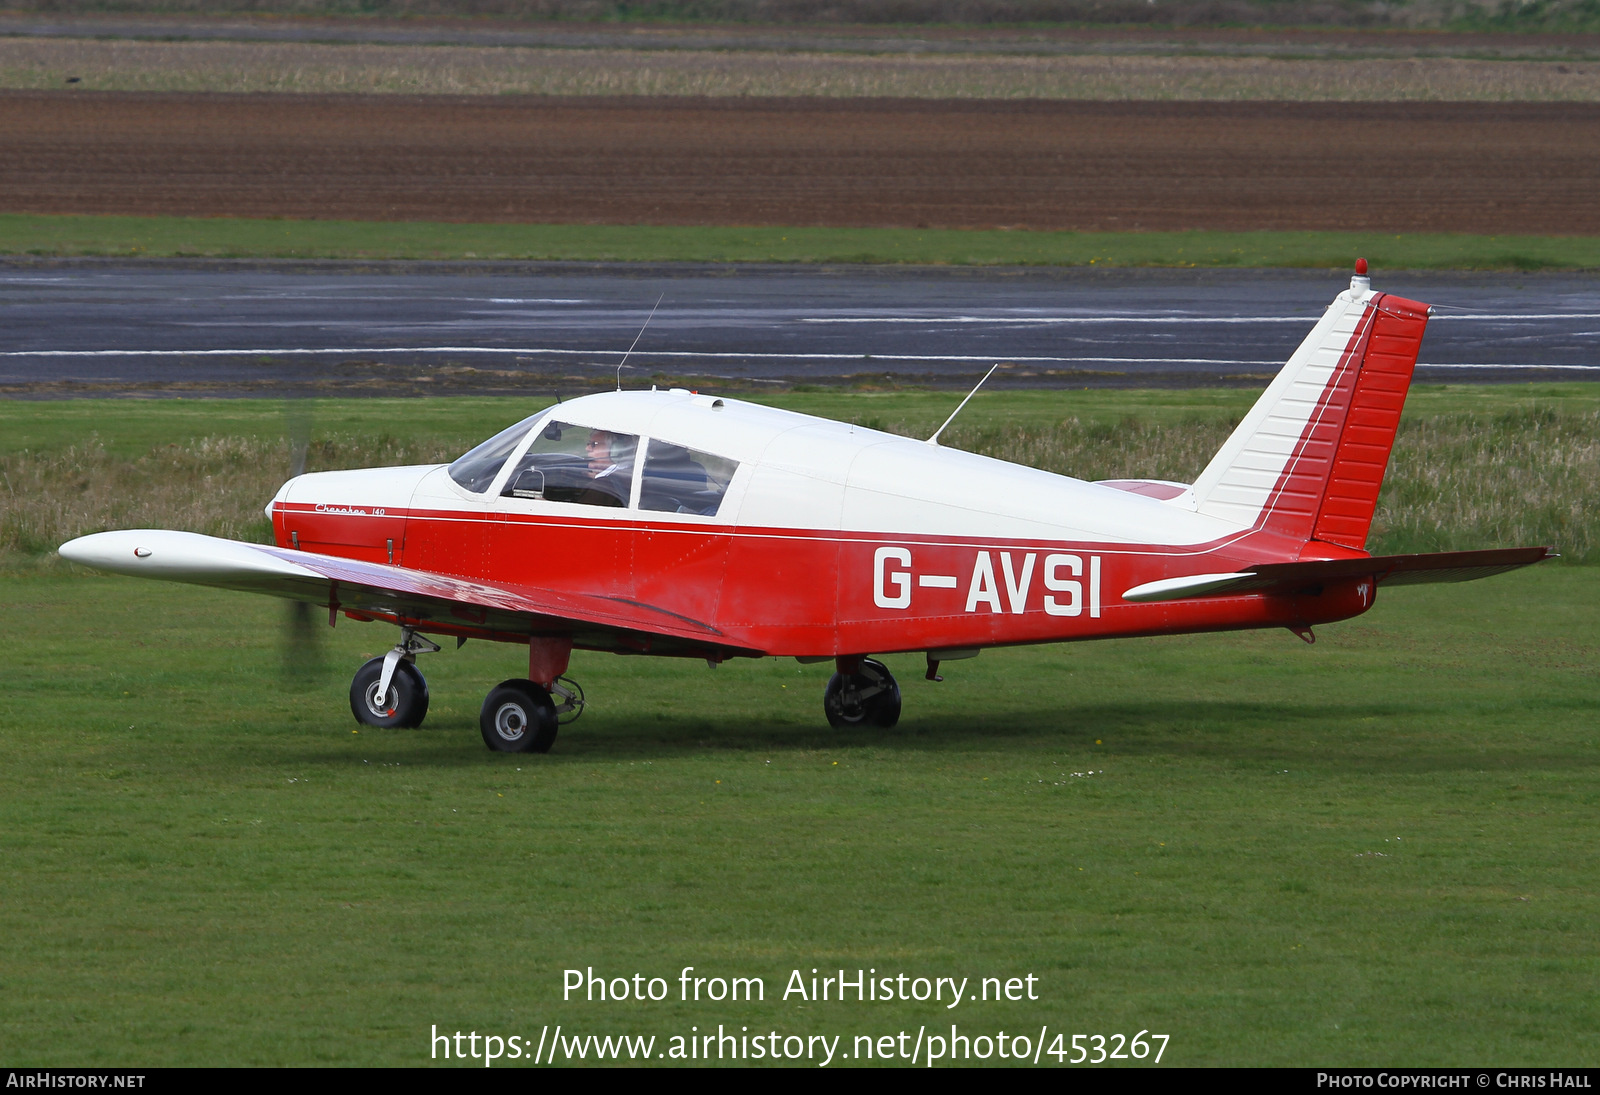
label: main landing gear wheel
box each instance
[824,658,901,729]
[349,657,430,729]
[480,679,559,754]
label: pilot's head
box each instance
[586,430,618,474]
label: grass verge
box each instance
[6,39,1600,99]
[3,0,1597,33]
[5,384,1598,563]
[3,382,1597,1064]
[5,213,1600,269]
[2,548,1596,1064]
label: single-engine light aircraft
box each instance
[60,263,1553,753]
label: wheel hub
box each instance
[494,703,527,741]
[364,683,396,718]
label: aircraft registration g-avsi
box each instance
[61,263,1552,753]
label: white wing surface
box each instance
[59,529,758,657]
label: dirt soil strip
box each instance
[4,92,1599,235]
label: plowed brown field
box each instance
[4,92,1597,234]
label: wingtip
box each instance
[58,530,128,567]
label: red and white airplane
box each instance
[60,263,1551,753]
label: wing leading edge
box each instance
[58,529,762,659]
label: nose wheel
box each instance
[824,657,901,729]
[348,627,440,729]
[350,656,430,728]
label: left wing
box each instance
[58,529,762,659]
[1122,546,1556,604]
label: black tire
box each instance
[480,679,559,754]
[823,658,901,730]
[349,657,430,729]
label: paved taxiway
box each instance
[3,261,1597,396]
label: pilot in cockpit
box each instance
[491,421,637,507]
[586,430,627,480]
[568,429,633,507]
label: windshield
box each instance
[447,412,546,493]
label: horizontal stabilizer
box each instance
[1121,572,1258,602]
[1122,546,1555,603]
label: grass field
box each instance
[7,214,1600,270]
[5,385,1599,564]
[2,386,1597,1066]
[5,0,1600,33]
[7,38,1600,99]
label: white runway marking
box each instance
[4,347,1596,370]
[801,313,1600,325]
[0,346,1279,365]
[1420,362,1600,370]
[803,315,1317,325]
[1428,313,1600,321]
[0,348,1286,365]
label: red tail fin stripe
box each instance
[1311,296,1429,549]
[1252,297,1379,540]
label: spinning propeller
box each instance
[280,399,327,687]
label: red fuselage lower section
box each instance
[273,500,1375,659]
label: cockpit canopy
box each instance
[447,411,738,517]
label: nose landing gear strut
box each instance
[349,628,439,729]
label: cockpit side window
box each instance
[639,441,739,517]
[501,421,639,509]
[448,412,545,494]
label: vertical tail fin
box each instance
[1191,270,1430,551]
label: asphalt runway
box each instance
[2,260,1597,397]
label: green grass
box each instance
[3,384,1598,1065]
[2,562,1596,1065]
[0,389,1274,459]
[6,385,1600,562]
[9,39,1600,99]
[9,0,1598,33]
[7,384,1585,461]
[6,213,1600,269]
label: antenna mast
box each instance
[616,294,664,391]
[928,363,1001,446]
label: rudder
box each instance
[1190,272,1430,551]
[1308,294,1429,549]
